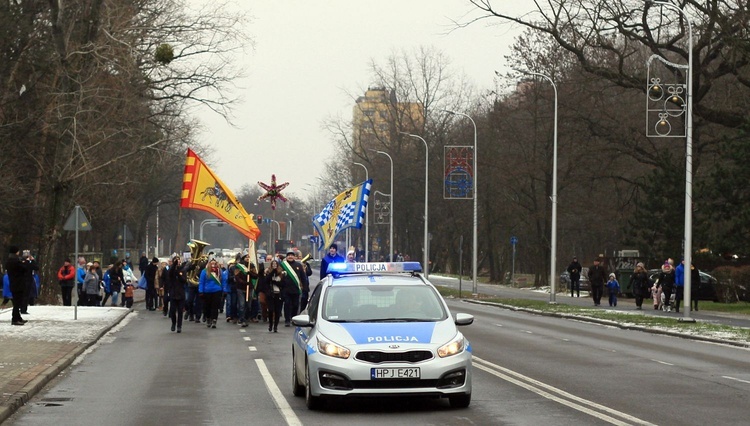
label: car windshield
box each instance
[322,284,447,323]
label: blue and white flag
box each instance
[313,180,372,251]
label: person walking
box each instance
[567,256,583,297]
[587,257,607,306]
[57,258,76,306]
[144,257,159,311]
[167,256,186,333]
[657,260,676,312]
[281,251,306,327]
[630,262,650,310]
[20,251,38,314]
[198,259,223,328]
[607,273,620,307]
[265,260,285,333]
[5,246,26,325]
[298,251,313,312]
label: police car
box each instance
[291,262,474,410]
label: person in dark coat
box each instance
[144,257,159,311]
[567,257,583,298]
[657,261,676,312]
[20,251,38,314]
[690,264,701,312]
[264,260,285,332]
[587,257,607,306]
[629,262,650,310]
[5,246,26,325]
[168,256,186,332]
[281,251,306,327]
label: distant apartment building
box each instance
[352,87,424,155]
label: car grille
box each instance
[355,350,433,364]
[350,379,439,389]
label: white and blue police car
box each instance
[291,262,474,410]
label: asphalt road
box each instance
[9,294,749,425]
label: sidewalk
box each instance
[0,291,145,424]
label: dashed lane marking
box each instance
[722,375,750,385]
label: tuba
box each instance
[185,239,210,286]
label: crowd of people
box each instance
[566,256,702,312]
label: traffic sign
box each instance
[63,206,92,231]
[510,236,518,245]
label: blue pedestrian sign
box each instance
[510,236,518,245]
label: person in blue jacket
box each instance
[319,243,344,279]
[674,258,685,313]
[607,273,620,307]
[76,257,87,306]
[2,271,12,307]
[199,259,223,329]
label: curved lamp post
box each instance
[375,150,394,262]
[443,110,478,294]
[516,71,559,304]
[401,132,430,277]
[647,0,695,321]
[353,162,369,261]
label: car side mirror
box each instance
[292,314,312,327]
[454,313,474,326]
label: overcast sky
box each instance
[192,1,526,200]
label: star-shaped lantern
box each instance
[258,174,289,210]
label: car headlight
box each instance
[318,337,351,359]
[438,333,466,358]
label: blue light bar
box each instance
[327,262,422,274]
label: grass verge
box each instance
[437,286,750,345]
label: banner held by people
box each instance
[312,180,372,251]
[181,148,261,241]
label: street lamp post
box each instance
[444,110,478,294]
[374,150,394,262]
[155,200,161,257]
[199,219,224,241]
[648,0,695,321]
[519,71,559,304]
[353,162,369,261]
[270,219,281,251]
[374,190,392,261]
[401,132,429,278]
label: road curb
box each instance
[0,308,134,424]
[465,299,750,349]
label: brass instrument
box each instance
[186,239,210,286]
[300,253,311,264]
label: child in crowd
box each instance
[123,281,134,309]
[607,273,620,307]
[651,282,661,310]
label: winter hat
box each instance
[609,273,616,279]
[329,243,338,251]
[152,257,159,263]
[8,245,19,254]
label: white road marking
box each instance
[473,356,655,426]
[255,359,302,426]
[248,346,257,352]
[523,330,533,334]
[243,336,252,341]
[495,324,503,327]
[239,329,246,333]
[722,375,750,385]
[651,359,674,366]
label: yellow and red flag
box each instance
[181,148,261,241]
